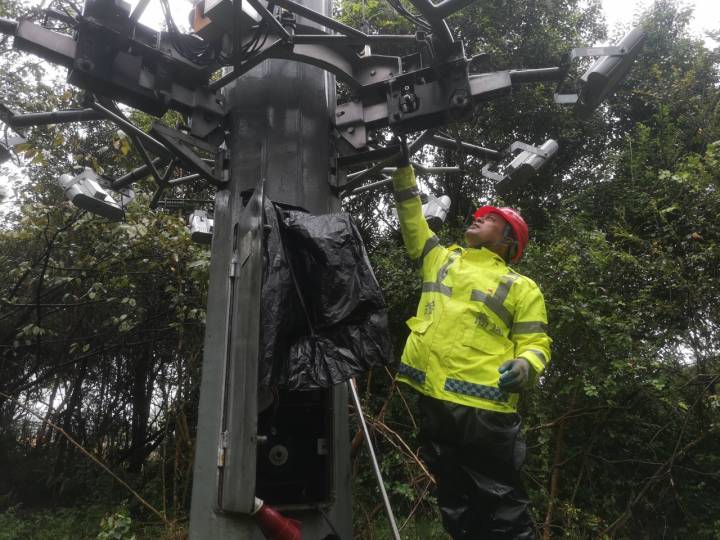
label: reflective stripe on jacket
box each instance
[392,165,552,413]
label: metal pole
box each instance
[111,157,171,189]
[5,109,104,128]
[348,378,402,540]
[189,0,352,537]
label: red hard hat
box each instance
[473,206,529,262]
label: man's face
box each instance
[465,211,509,249]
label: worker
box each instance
[391,140,551,539]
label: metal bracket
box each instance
[150,122,224,186]
[553,44,629,105]
[481,163,505,182]
[149,159,179,210]
[245,0,292,42]
[337,146,400,170]
[334,102,366,149]
[334,129,437,194]
[508,141,552,159]
[334,71,511,149]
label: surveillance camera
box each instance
[422,193,451,231]
[482,139,559,193]
[500,139,559,190]
[575,26,646,117]
[58,167,125,221]
[189,209,214,244]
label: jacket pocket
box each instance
[462,329,513,357]
[448,322,513,387]
[406,316,432,334]
[400,317,432,380]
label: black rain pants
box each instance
[418,395,535,539]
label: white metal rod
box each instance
[348,378,402,540]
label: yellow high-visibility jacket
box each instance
[393,165,551,413]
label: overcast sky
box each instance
[602,0,719,44]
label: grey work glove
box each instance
[498,358,532,392]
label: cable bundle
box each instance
[385,0,431,32]
[159,0,216,66]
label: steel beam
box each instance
[509,67,564,84]
[430,134,503,160]
[0,108,103,128]
[111,157,171,189]
[13,20,75,68]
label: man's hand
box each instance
[394,135,410,167]
[498,358,532,392]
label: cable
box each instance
[159,0,216,66]
[385,0,431,32]
[216,17,270,66]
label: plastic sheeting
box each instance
[260,200,392,389]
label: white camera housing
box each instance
[421,193,452,231]
[58,167,125,221]
[189,209,214,244]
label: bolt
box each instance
[453,95,468,106]
[268,444,289,466]
[347,126,355,134]
[370,70,376,76]
[336,110,345,117]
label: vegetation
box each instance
[1,0,719,538]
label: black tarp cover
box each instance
[260,200,392,389]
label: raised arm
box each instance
[391,165,447,275]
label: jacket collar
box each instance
[451,244,508,267]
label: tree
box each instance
[1,0,719,538]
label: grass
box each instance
[0,505,183,540]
